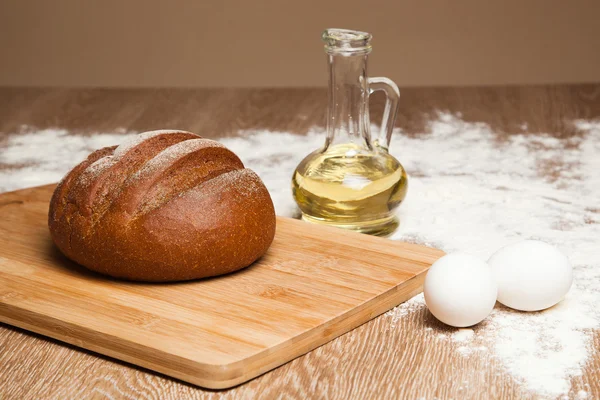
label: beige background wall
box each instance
[1,0,599,88]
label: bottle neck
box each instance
[325,53,371,149]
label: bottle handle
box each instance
[367,77,400,149]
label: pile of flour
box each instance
[1,114,598,398]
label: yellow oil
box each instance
[292,143,408,236]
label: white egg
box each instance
[488,240,572,311]
[424,253,497,327]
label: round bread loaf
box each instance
[48,130,276,282]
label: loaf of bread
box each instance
[48,130,276,282]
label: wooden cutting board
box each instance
[0,185,444,389]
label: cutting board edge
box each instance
[217,270,431,388]
[0,269,433,389]
[0,302,235,387]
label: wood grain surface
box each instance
[0,184,443,389]
[1,85,600,399]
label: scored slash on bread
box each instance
[116,138,244,217]
[48,130,276,282]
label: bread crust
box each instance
[48,130,276,282]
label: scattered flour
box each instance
[381,115,600,399]
[456,346,472,356]
[0,128,135,192]
[1,114,599,399]
[452,329,475,342]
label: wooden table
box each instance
[1,85,599,399]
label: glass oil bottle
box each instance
[292,29,408,236]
